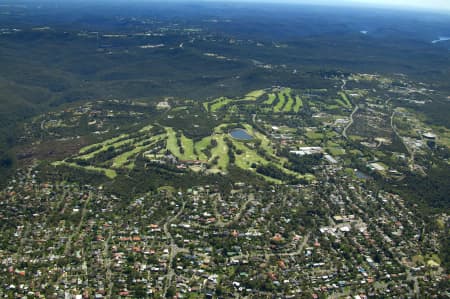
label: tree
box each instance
[166,286,176,298]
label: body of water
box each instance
[230,128,253,140]
[432,37,450,44]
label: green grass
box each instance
[165,127,197,161]
[194,136,212,161]
[283,94,294,112]
[271,89,295,112]
[274,93,285,112]
[203,102,209,112]
[283,92,295,112]
[78,137,137,160]
[242,124,275,155]
[210,97,233,112]
[180,134,196,160]
[326,147,346,156]
[210,135,229,170]
[335,99,347,108]
[53,126,166,176]
[326,141,340,147]
[165,127,180,156]
[203,90,265,113]
[78,130,160,161]
[263,93,277,105]
[139,125,153,132]
[243,89,265,100]
[337,92,352,108]
[112,134,165,168]
[305,131,324,140]
[349,135,365,141]
[293,95,303,112]
[57,119,316,183]
[349,149,363,156]
[234,141,267,169]
[53,161,117,179]
[258,174,283,184]
[112,147,141,168]
[233,140,305,182]
[326,104,341,110]
[85,166,117,179]
[79,133,130,154]
[341,92,352,107]
[233,124,306,180]
[232,140,285,183]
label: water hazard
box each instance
[230,128,254,140]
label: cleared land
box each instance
[243,89,265,100]
[268,88,304,113]
[274,93,286,112]
[52,89,318,183]
[283,92,295,112]
[194,136,211,161]
[203,90,266,112]
[55,121,314,182]
[206,97,233,112]
[78,134,131,155]
[209,135,229,170]
[53,161,117,179]
[293,95,303,112]
[263,93,277,105]
[337,92,352,108]
[165,127,199,161]
[180,135,196,160]
[112,135,164,168]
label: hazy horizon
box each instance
[2,0,450,13]
[197,0,450,13]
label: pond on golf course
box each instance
[230,128,254,140]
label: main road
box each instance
[162,200,188,297]
[390,110,415,170]
[343,105,359,139]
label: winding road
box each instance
[340,79,358,140]
[343,105,359,139]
